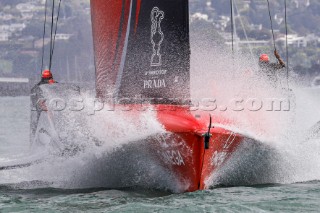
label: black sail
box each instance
[116,0,190,104]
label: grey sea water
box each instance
[1,95,320,212]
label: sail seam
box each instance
[110,0,127,94]
[114,0,133,98]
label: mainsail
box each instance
[90,0,190,103]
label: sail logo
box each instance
[144,79,166,89]
[150,7,164,67]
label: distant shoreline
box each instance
[0,81,31,97]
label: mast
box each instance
[230,0,239,52]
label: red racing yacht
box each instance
[89,0,245,192]
[29,0,246,192]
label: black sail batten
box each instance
[116,0,190,105]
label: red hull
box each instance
[124,105,244,192]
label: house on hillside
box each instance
[276,34,307,48]
[55,34,73,41]
[190,13,209,22]
[0,32,10,42]
[16,2,39,20]
[215,15,230,31]
[293,0,310,8]
[9,23,26,32]
[276,34,319,48]
[16,3,36,13]
[0,13,13,21]
[0,25,10,32]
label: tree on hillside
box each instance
[21,20,44,38]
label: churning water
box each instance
[0,84,320,212]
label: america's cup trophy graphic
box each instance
[150,7,164,67]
